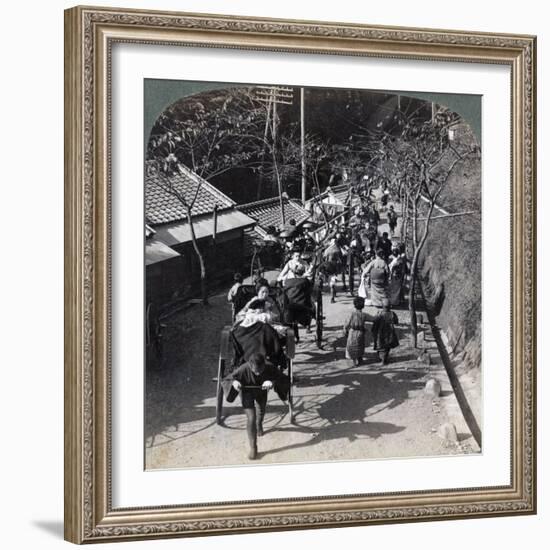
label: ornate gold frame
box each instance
[64,5,537,544]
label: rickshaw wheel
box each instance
[285,327,296,360]
[288,361,295,424]
[348,254,355,295]
[315,291,324,349]
[285,329,296,424]
[215,357,225,425]
[216,327,232,426]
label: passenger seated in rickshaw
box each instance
[222,352,290,460]
[231,301,286,369]
[234,283,281,326]
[277,249,313,283]
[281,264,314,339]
[231,284,288,370]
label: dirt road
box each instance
[145,259,479,469]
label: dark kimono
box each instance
[230,321,285,368]
[372,310,399,351]
[378,237,393,260]
[388,256,409,306]
[387,210,398,231]
[323,243,344,273]
[282,277,314,327]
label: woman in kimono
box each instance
[323,238,345,303]
[231,284,288,369]
[235,283,280,325]
[357,249,375,303]
[387,205,398,236]
[362,249,390,307]
[372,299,400,365]
[343,296,373,366]
[277,250,312,284]
[388,247,409,306]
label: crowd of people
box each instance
[223,187,409,459]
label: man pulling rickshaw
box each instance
[216,279,297,436]
[222,352,290,460]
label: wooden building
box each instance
[145,165,256,308]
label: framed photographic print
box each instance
[64,5,537,544]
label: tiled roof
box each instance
[237,197,309,230]
[146,164,235,225]
[310,183,350,205]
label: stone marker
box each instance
[425,378,441,396]
[437,422,458,443]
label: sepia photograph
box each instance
[144,79,482,469]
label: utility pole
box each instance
[256,96,272,200]
[254,85,294,227]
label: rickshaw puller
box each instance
[223,353,289,460]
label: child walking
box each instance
[343,296,373,366]
[372,298,400,365]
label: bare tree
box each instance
[272,132,337,232]
[351,106,479,346]
[146,89,273,306]
[148,87,301,201]
[148,88,265,180]
[146,161,211,305]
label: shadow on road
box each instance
[250,368,423,458]
[260,421,406,458]
[146,289,431,458]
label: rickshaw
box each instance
[215,238,329,426]
[279,263,324,350]
[216,284,297,425]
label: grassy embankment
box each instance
[418,122,482,425]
